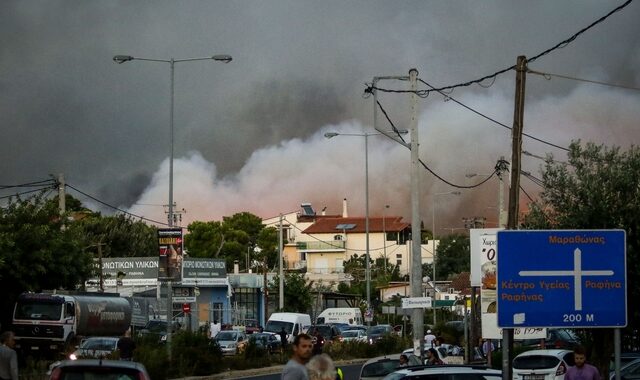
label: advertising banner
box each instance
[158,228,183,281]
[471,228,546,339]
[181,258,228,286]
[88,257,159,287]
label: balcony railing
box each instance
[296,240,345,251]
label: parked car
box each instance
[517,329,581,350]
[249,332,281,354]
[214,330,248,356]
[309,324,342,346]
[341,329,368,343]
[610,358,640,380]
[69,337,119,360]
[360,353,422,380]
[48,359,150,380]
[610,352,640,373]
[244,319,261,334]
[368,324,395,344]
[138,319,180,343]
[512,349,575,380]
[383,364,502,380]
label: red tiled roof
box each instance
[302,216,409,234]
[450,272,471,295]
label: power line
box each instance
[365,0,633,95]
[520,185,535,202]
[65,183,172,227]
[528,69,640,92]
[0,179,57,189]
[418,78,570,152]
[0,186,57,201]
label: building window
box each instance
[300,252,306,261]
[233,288,258,320]
[396,259,402,266]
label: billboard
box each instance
[158,228,183,281]
[88,257,159,287]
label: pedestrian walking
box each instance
[424,329,436,348]
[282,333,313,380]
[565,346,601,380]
[279,327,289,350]
[0,331,18,380]
[426,347,444,366]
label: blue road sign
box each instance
[497,230,626,328]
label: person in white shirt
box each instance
[424,329,436,348]
[210,320,221,339]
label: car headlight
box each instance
[160,335,167,342]
[69,353,78,361]
[229,343,236,348]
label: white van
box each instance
[264,312,311,343]
[316,307,362,325]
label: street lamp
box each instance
[114,52,231,352]
[324,131,406,324]
[382,204,390,275]
[113,53,232,227]
[466,171,506,228]
[431,190,461,327]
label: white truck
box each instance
[316,307,363,325]
[12,292,132,357]
[264,312,311,343]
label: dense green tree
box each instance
[522,141,640,376]
[0,194,94,329]
[255,227,278,270]
[271,272,313,313]
[184,212,270,271]
[71,214,157,257]
[433,234,470,281]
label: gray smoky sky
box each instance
[2,1,639,230]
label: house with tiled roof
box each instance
[264,200,437,289]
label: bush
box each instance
[171,331,224,376]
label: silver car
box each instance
[214,330,247,356]
[360,353,422,380]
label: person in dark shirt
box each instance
[279,327,288,350]
[117,330,136,361]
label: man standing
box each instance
[210,320,221,339]
[279,327,288,350]
[282,333,313,380]
[0,331,18,380]
[117,329,136,361]
[565,346,600,380]
[424,329,436,348]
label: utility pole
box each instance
[408,68,424,356]
[58,173,66,229]
[497,157,509,228]
[503,55,527,380]
[278,213,284,312]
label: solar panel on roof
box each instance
[335,223,356,230]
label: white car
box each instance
[341,329,367,343]
[512,349,575,380]
[360,353,422,380]
[383,364,501,380]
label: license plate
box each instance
[31,346,39,350]
[523,375,545,380]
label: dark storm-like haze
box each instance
[2,1,639,229]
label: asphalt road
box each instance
[227,362,363,380]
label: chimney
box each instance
[233,260,239,274]
[342,198,348,218]
[321,206,327,216]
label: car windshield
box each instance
[264,320,293,334]
[361,360,399,377]
[312,326,332,336]
[368,326,389,334]
[513,355,561,369]
[342,331,359,337]
[144,321,166,332]
[80,339,116,350]
[14,301,62,321]
[216,332,238,341]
